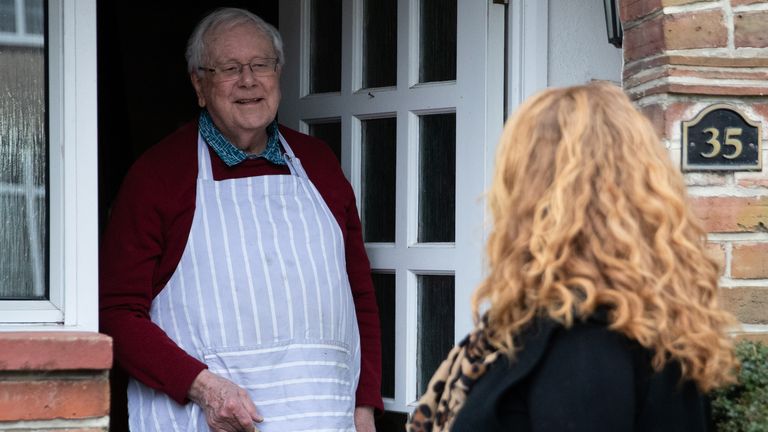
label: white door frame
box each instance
[280,0,551,412]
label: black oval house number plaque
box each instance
[681,104,762,171]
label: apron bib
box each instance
[127,133,361,432]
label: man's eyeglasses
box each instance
[198,58,279,81]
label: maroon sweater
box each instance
[99,122,383,411]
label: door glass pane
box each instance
[417,274,454,397]
[419,0,457,83]
[0,20,48,299]
[418,113,455,243]
[372,272,396,399]
[361,117,396,242]
[0,0,15,32]
[24,0,44,35]
[308,120,341,162]
[309,0,341,94]
[362,0,396,89]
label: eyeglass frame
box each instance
[197,57,280,81]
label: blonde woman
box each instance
[407,82,738,432]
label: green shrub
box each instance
[711,340,768,432]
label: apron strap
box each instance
[278,132,309,179]
[197,133,214,180]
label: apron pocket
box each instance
[202,340,356,431]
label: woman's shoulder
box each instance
[452,318,643,431]
[550,316,644,357]
[456,316,710,432]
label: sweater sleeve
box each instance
[526,325,636,432]
[344,192,384,412]
[99,153,206,405]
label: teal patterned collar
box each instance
[198,110,285,167]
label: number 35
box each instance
[701,127,743,159]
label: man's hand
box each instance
[354,406,376,432]
[188,369,263,432]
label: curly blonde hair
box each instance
[472,82,737,392]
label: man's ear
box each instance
[190,73,206,108]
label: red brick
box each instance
[705,241,726,276]
[667,55,768,67]
[666,101,696,136]
[637,101,701,140]
[735,11,768,48]
[640,104,667,139]
[668,83,768,96]
[753,103,768,124]
[684,172,729,187]
[624,16,665,62]
[630,82,768,99]
[0,332,112,371]
[732,243,768,278]
[736,162,768,188]
[625,55,768,79]
[0,379,109,421]
[662,0,718,5]
[668,66,768,81]
[621,0,662,23]
[735,332,768,344]
[664,10,728,50]
[736,156,768,188]
[737,176,768,188]
[624,67,667,90]
[719,287,768,324]
[689,196,768,233]
[624,55,670,79]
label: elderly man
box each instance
[100,7,382,432]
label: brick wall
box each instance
[0,333,112,431]
[621,0,768,343]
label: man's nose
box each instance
[237,66,259,86]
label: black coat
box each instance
[451,316,712,431]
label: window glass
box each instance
[372,271,396,399]
[361,117,396,242]
[0,0,15,33]
[308,120,341,162]
[418,113,455,243]
[419,0,457,83]
[417,274,454,397]
[309,0,341,94]
[24,0,44,35]
[362,0,396,89]
[0,3,47,299]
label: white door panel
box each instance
[280,0,504,412]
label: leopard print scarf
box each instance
[406,317,501,431]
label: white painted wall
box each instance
[547,0,623,87]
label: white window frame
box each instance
[0,0,98,331]
[0,0,45,47]
[506,0,549,117]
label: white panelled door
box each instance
[280,0,504,412]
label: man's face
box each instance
[191,23,281,150]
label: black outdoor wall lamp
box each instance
[603,0,623,48]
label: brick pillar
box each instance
[621,0,768,342]
[0,333,112,431]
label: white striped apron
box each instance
[127,133,361,432]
